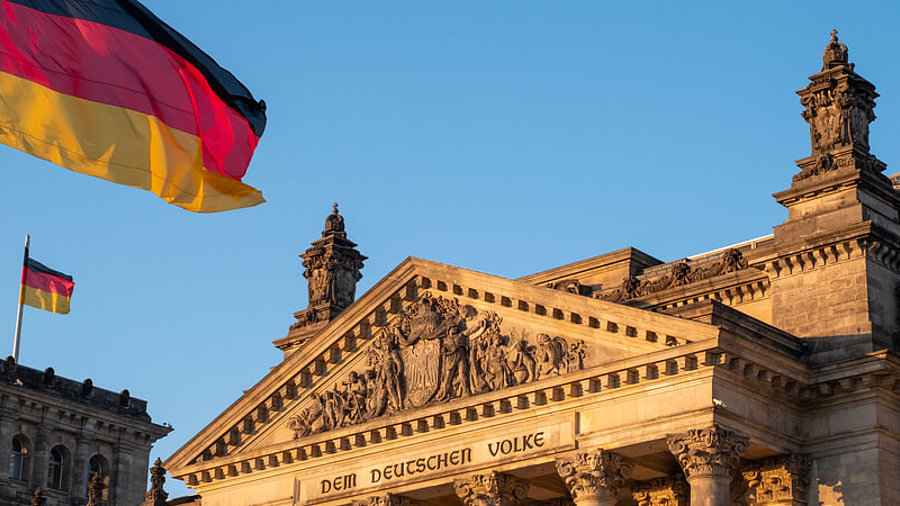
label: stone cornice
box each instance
[517,247,662,286]
[166,257,724,473]
[168,332,816,486]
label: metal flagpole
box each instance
[12,234,30,363]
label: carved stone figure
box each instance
[87,473,106,506]
[287,294,589,439]
[30,489,46,506]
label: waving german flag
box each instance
[0,0,267,212]
[21,257,74,314]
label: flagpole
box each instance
[12,234,29,363]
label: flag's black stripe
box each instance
[25,258,74,282]
[7,0,267,137]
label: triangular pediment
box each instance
[165,257,723,474]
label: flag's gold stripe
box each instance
[0,70,263,212]
[22,285,70,314]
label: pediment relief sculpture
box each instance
[288,294,588,438]
[598,249,749,303]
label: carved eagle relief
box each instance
[288,294,588,439]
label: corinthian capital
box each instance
[454,471,529,506]
[631,477,688,506]
[742,454,811,505]
[352,494,417,506]
[667,426,748,480]
[556,450,633,502]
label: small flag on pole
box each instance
[21,258,74,315]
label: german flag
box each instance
[20,258,74,314]
[0,0,267,212]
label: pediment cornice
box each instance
[164,257,732,474]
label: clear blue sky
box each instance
[2,1,900,497]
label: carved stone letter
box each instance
[667,426,748,506]
[556,450,633,506]
[454,471,529,506]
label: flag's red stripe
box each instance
[23,266,74,297]
[0,2,258,180]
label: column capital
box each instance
[741,454,810,505]
[454,471,529,506]
[556,450,633,503]
[352,494,417,506]
[631,477,688,506]
[667,426,748,480]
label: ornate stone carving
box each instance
[30,488,46,506]
[86,473,106,506]
[289,294,588,438]
[546,279,593,297]
[292,204,367,331]
[794,30,882,182]
[142,458,169,506]
[352,493,417,506]
[453,471,529,506]
[741,454,810,505]
[666,426,748,480]
[631,477,688,506]
[556,450,633,502]
[598,249,748,302]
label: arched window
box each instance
[8,435,28,480]
[47,445,68,490]
[88,454,109,501]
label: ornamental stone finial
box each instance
[821,28,849,70]
[556,450,633,505]
[142,458,169,506]
[324,202,345,238]
[30,488,46,506]
[454,471,529,506]
[667,426,748,480]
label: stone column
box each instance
[741,455,810,505]
[71,433,91,502]
[631,477,688,506]
[555,450,633,506]
[667,427,748,506]
[453,471,529,506]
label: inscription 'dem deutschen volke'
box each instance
[317,429,551,497]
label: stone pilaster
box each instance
[30,422,51,489]
[741,455,810,505]
[109,441,133,504]
[556,450,633,506]
[667,426,748,506]
[453,471,529,506]
[71,433,91,503]
[632,477,689,506]
[351,493,417,506]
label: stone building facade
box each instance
[0,359,170,505]
[164,33,900,505]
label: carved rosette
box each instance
[741,455,810,505]
[555,450,633,502]
[631,477,688,506]
[666,427,748,481]
[453,471,529,506]
[352,494,418,506]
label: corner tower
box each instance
[771,31,900,362]
[275,204,367,356]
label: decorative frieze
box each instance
[741,454,810,505]
[598,249,748,303]
[631,477,688,506]
[454,471,529,506]
[556,450,633,504]
[289,294,587,437]
[666,426,748,480]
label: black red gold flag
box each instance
[20,257,74,314]
[0,0,267,212]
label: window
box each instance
[9,436,28,480]
[88,455,109,501]
[48,446,67,490]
